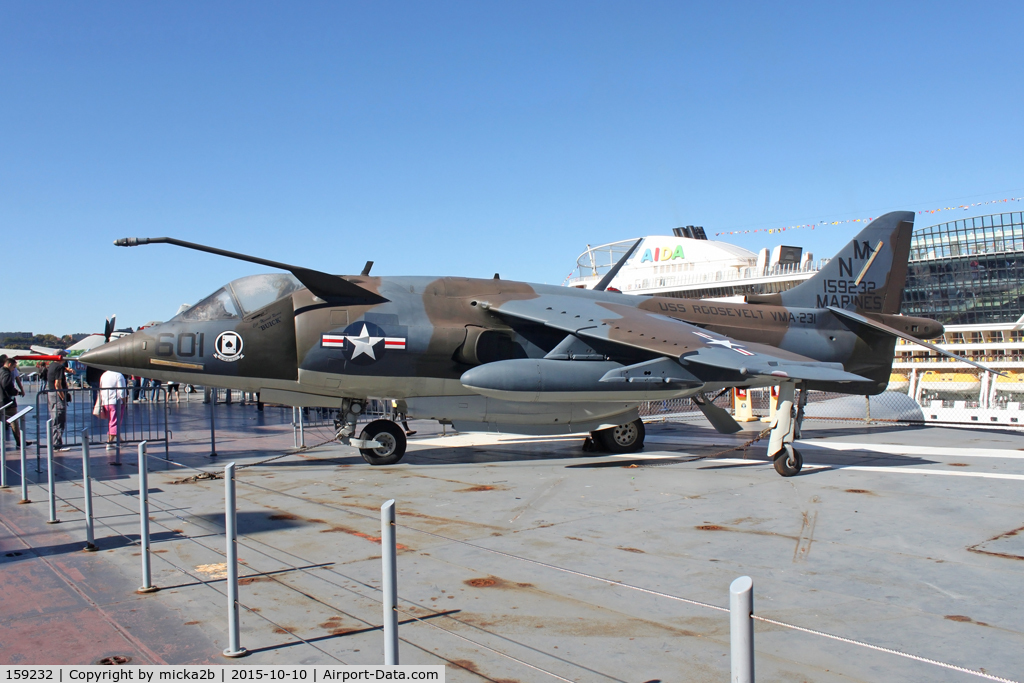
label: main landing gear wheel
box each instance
[772,445,803,477]
[593,418,646,454]
[358,419,407,466]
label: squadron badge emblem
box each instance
[214,331,245,362]
[322,321,406,366]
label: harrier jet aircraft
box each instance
[81,211,988,476]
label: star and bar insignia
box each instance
[322,322,406,365]
[694,331,755,356]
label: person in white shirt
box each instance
[99,370,127,449]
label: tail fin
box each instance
[774,211,914,314]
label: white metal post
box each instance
[730,576,754,683]
[82,429,96,551]
[223,462,248,657]
[298,409,305,448]
[137,441,158,593]
[42,417,52,473]
[381,499,399,665]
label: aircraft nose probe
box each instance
[114,236,388,304]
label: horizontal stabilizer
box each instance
[827,306,1005,377]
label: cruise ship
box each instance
[564,212,1024,427]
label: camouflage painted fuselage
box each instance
[81,211,943,434]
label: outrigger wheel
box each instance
[358,419,407,466]
[591,418,646,453]
[772,444,803,477]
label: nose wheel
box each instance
[772,444,803,477]
[357,419,407,466]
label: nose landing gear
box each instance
[767,381,805,476]
[772,443,803,477]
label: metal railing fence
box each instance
[34,386,170,456]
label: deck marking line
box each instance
[800,441,1024,460]
[836,466,1024,481]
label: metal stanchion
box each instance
[298,409,305,449]
[112,412,122,466]
[35,398,40,463]
[223,462,248,658]
[40,418,51,474]
[210,401,217,458]
[82,429,96,551]
[137,441,158,593]
[18,414,30,503]
[730,576,754,683]
[292,407,298,448]
[46,423,59,524]
[381,499,399,665]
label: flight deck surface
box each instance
[1,397,1022,682]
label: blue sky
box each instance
[3,2,1023,333]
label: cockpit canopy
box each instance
[173,273,303,322]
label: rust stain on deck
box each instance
[319,524,408,550]
[465,577,498,588]
[967,525,1024,561]
[694,523,799,541]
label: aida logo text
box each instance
[640,245,685,263]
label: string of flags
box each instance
[715,196,1024,237]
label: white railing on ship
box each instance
[566,259,829,290]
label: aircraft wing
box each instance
[30,345,61,355]
[491,296,871,383]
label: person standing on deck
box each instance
[46,350,72,451]
[99,370,127,449]
[0,356,26,448]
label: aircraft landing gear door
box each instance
[768,381,802,477]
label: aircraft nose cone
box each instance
[80,335,134,371]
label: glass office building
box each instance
[902,212,1024,325]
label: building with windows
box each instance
[903,212,1024,325]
